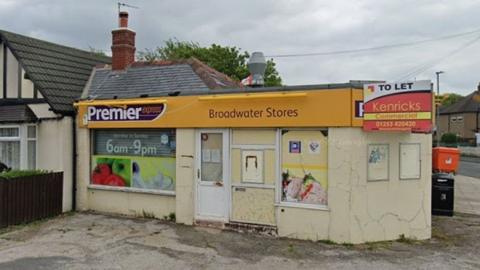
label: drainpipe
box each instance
[71,114,77,211]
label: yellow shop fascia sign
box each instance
[75,88,364,128]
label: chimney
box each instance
[111,11,136,71]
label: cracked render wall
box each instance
[328,128,432,243]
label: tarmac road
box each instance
[459,156,480,178]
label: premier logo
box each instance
[87,104,166,122]
[88,106,142,121]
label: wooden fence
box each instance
[0,172,63,228]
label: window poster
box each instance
[281,130,328,206]
[367,144,389,181]
[91,129,176,191]
[91,156,176,190]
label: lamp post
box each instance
[435,71,444,146]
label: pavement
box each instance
[0,212,480,270]
[455,174,480,215]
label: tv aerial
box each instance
[117,2,139,13]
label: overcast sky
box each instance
[1,0,479,95]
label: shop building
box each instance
[75,12,432,244]
[0,30,110,211]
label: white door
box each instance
[195,130,229,222]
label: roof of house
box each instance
[0,105,37,123]
[0,30,111,113]
[440,91,480,114]
[84,58,242,100]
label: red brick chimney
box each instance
[111,11,136,71]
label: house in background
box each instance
[0,30,110,211]
[439,85,480,144]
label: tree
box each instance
[88,46,107,57]
[441,93,464,107]
[138,39,282,87]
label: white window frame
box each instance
[26,125,37,170]
[0,124,37,170]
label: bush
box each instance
[0,170,50,179]
[441,133,458,144]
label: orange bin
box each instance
[432,147,460,173]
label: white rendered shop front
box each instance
[75,84,433,243]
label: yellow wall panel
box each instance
[231,187,275,225]
[232,129,276,145]
[231,148,241,184]
[264,150,276,185]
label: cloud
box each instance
[0,0,479,95]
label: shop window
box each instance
[0,127,20,169]
[280,129,328,206]
[91,129,176,191]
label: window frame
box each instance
[276,128,329,210]
[26,124,37,169]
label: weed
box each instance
[397,234,417,244]
[319,239,336,245]
[287,243,295,253]
[163,212,176,222]
[141,210,155,219]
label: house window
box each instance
[0,127,21,169]
[91,129,176,191]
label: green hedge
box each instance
[441,133,458,144]
[0,170,50,179]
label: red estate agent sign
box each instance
[363,80,433,133]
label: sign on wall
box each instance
[363,81,433,133]
[85,104,166,123]
[94,129,176,157]
[77,89,364,129]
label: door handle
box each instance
[215,181,223,187]
[197,169,200,179]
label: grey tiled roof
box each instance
[0,30,111,113]
[0,105,37,123]
[89,64,210,99]
[85,58,242,100]
[440,91,480,114]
